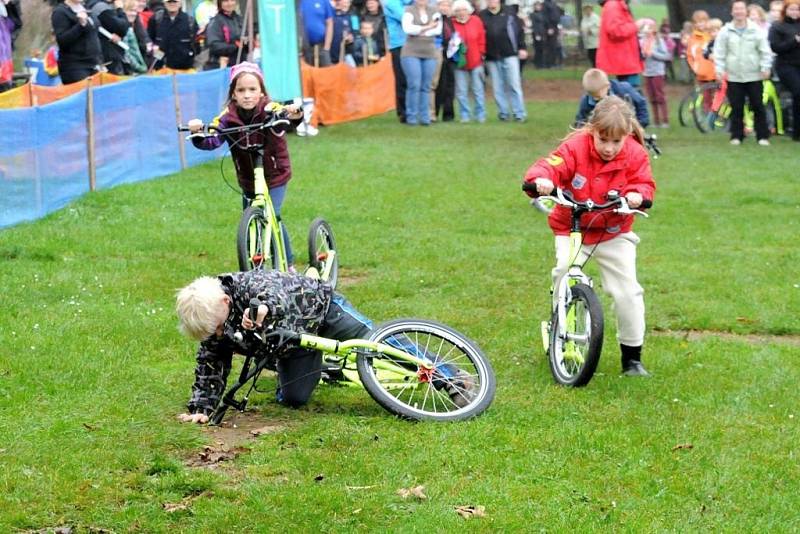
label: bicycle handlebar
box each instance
[177,111,292,137]
[522,183,652,212]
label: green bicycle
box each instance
[523,184,651,386]
[692,79,786,135]
[180,115,338,287]
[209,302,497,424]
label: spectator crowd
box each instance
[2,0,799,142]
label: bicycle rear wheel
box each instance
[678,88,697,127]
[308,217,338,290]
[357,319,496,421]
[237,206,279,271]
[693,82,730,133]
[549,283,603,387]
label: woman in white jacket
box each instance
[714,0,774,145]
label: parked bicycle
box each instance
[209,301,497,424]
[522,184,651,386]
[690,79,789,136]
[179,112,338,287]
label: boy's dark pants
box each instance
[276,294,372,407]
[435,57,455,121]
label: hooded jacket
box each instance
[51,2,103,72]
[191,97,302,195]
[714,19,772,82]
[452,14,486,70]
[769,17,800,68]
[596,0,642,76]
[523,132,655,245]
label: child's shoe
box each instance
[621,344,651,377]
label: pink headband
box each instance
[229,62,264,85]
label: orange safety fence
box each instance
[301,56,395,126]
[0,69,194,109]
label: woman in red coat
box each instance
[451,0,486,122]
[596,0,642,87]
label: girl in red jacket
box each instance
[523,96,656,376]
[188,63,303,269]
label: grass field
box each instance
[1,88,799,531]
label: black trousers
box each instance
[390,46,407,122]
[586,48,596,68]
[728,80,770,141]
[776,63,800,139]
[59,66,97,85]
[435,57,455,121]
[276,294,372,407]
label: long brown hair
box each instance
[569,95,645,145]
[226,71,269,106]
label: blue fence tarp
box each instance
[0,69,229,229]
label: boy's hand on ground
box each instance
[626,192,643,208]
[178,413,209,424]
[534,177,554,195]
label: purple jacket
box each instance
[192,97,301,195]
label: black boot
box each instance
[621,344,651,377]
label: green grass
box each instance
[1,97,799,531]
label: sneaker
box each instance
[514,116,527,123]
[444,370,476,408]
[730,139,742,146]
[659,123,670,129]
[459,118,470,124]
[758,139,770,146]
[622,360,651,377]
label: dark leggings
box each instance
[276,294,373,407]
[776,63,800,139]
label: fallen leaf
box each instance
[163,501,188,513]
[736,316,755,324]
[82,423,96,431]
[186,445,249,467]
[314,474,325,482]
[346,485,377,491]
[397,485,427,500]
[250,425,282,437]
[455,505,486,519]
[671,443,694,451]
[352,508,362,514]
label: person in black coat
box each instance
[204,0,246,69]
[51,0,103,83]
[147,0,198,69]
[530,0,547,68]
[87,0,131,75]
[769,0,800,140]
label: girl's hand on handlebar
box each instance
[534,177,554,196]
[242,305,269,330]
[178,412,209,424]
[625,192,643,208]
[284,104,303,120]
[187,118,204,133]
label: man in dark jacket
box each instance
[51,0,103,83]
[147,0,198,69]
[479,0,527,121]
[87,0,130,74]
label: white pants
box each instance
[551,232,645,347]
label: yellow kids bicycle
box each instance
[180,111,338,287]
[523,184,651,386]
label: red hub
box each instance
[416,367,434,383]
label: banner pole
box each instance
[247,0,255,62]
[172,73,187,170]
[86,79,96,192]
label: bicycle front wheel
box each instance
[678,88,697,127]
[357,319,496,421]
[549,283,603,387]
[237,206,279,271]
[693,82,729,133]
[308,217,338,290]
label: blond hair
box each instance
[582,68,609,94]
[708,18,723,31]
[123,0,138,11]
[176,276,227,340]
[572,95,645,145]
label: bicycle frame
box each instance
[249,156,289,272]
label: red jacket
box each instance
[452,15,486,71]
[523,132,655,244]
[596,0,642,76]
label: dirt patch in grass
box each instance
[653,328,800,347]
[523,77,692,102]
[337,270,370,286]
[185,410,289,469]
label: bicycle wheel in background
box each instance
[678,87,697,127]
[693,82,729,133]
[549,283,604,387]
[237,206,279,271]
[308,217,338,290]
[358,319,496,421]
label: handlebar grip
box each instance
[522,182,542,197]
[640,199,653,209]
[177,126,192,132]
[248,298,261,327]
